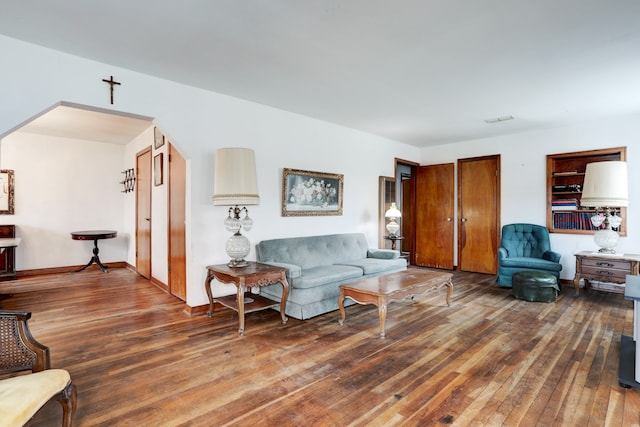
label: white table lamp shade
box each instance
[385,202,401,236]
[581,161,629,208]
[385,203,402,219]
[213,148,259,206]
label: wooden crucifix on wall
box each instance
[102,75,121,104]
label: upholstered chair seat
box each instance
[0,310,76,426]
[497,223,562,287]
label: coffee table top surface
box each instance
[340,269,452,295]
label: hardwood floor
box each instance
[1,267,639,426]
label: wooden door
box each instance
[168,143,187,301]
[458,155,500,274]
[415,163,454,269]
[136,147,152,279]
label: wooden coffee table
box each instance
[338,269,453,338]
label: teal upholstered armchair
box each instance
[497,223,562,287]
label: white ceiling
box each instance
[1,0,639,147]
[12,104,152,145]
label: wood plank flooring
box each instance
[1,267,638,426]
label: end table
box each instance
[573,251,640,297]
[204,262,289,336]
[384,235,404,251]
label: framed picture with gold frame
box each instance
[282,168,343,216]
[0,170,15,214]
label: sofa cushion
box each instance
[290,265,363,289]
[256,233,370,269]
[367,249,399,260]
[262,261,302,280]
[498,256,562,272]
[338,258,407,275]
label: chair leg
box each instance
[57,381,77,427]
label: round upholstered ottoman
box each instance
[512,271,559,302]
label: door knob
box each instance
[461,218,467,222]
[446,217,452,222]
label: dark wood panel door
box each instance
[458,155,500,274]
[415,163,454,269]
[136,147,152,279]
[168,143,187,301]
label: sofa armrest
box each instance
[367,249,399,260]
[498,247,508,259]
[260,262,302,280]
[542,250,561,263]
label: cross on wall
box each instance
[102,75,121,104]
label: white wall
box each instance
[420,113,639,282]
[0,35,419,307]
[1,132,127,269]
[122,125,171,286]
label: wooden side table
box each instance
[384,235,404,251]
[573,251,640,297]
[204,262,289,336]
[71,230,117,272]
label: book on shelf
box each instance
[552,198,578,204]
[552,211,596,230]
[552,184,581,192]
[552,171,579,176]
[552,198,578,210]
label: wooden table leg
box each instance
[445,280,453,306]
[573,273,581,297]
[236,280,245,336]
[205,271,215,318]
[338,289,346,325]
[377,296,387,339]
[279,274,289,324]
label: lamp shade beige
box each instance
[212,148,259,206]
[581,161,629,208]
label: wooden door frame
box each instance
[167,143,187,301]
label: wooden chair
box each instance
[0,310,76,426]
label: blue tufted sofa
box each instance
[256,233,407,320]
[497,223,562,287]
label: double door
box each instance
[413,155,500,274]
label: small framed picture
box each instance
[154,153,163,186]
[154,127,165,150]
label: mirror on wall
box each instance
[378,176,396,248]
[0,170,14,215]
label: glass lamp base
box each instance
[386,222,400,236]
[594,228,619,254]
[226,233,250,267]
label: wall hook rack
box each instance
[121,168,136,193]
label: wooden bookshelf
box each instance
[546,147,627,235]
